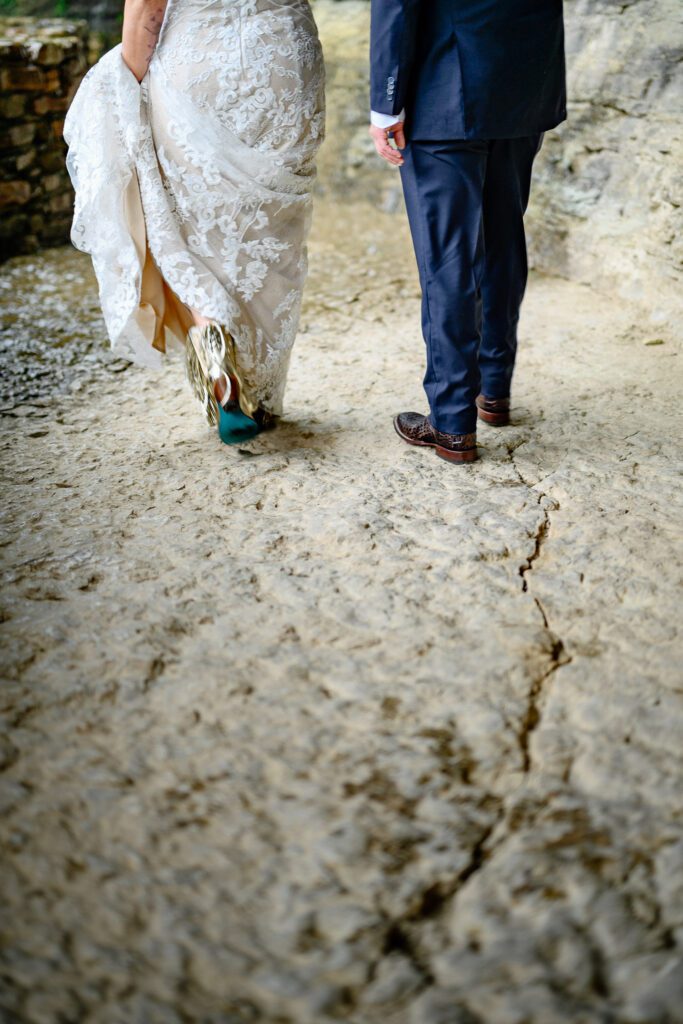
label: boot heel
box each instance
[477,406,510,427]
[435,444,479,463]
[476,395,511,427]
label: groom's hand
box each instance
[370,122,406,167]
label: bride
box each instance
[65,0,325,443]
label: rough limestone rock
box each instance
[320,0,683,328]
[529,0,683,328]
[0,199,682,1024]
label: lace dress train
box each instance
[64,0,325,416]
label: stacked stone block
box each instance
[0,18,89,260]
[1,1,120,42]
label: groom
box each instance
[370,0,566,464]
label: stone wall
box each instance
[1,1,120,45]
[509,0,682,328]
[0,18,88,259]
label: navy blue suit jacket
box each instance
[370,0,567,140]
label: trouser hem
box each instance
[479,387,511,401]
[429,414,478,436]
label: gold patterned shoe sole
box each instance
[185,323,258,425]
[185,333,219,426]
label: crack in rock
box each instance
[519,514,549,595]
[365,807,505,1011]
[507,442,573,772]
[356,442,578,1015]
[518,631,571,772]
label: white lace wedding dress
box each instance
[64,0,325,416]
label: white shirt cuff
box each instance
[370,109,406,130]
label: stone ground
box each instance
[1,192,682,1024]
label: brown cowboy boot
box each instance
[476,394,510,426]
[393,412,478,464]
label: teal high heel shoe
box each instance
[217,401,260,445]
[185,323,262,445]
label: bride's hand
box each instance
[370,122,406,167]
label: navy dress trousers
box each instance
[370,0,567,435]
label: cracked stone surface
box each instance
[1,4,683,1022]
[1,199,682,1021]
